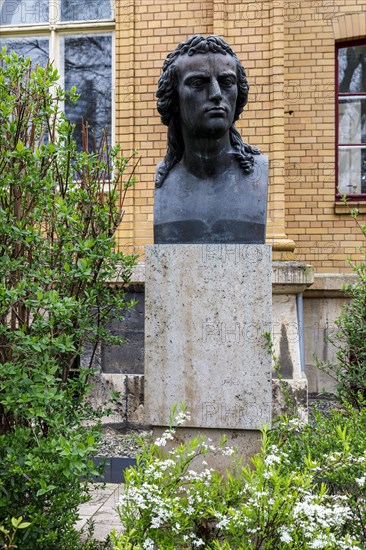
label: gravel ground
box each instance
[96,396,340,458]
[97,427,152,458]
[308,394,342,418]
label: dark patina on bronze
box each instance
[154,34,268,244]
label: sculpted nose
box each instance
[209,78,222,101]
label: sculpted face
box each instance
[175,52,238,140]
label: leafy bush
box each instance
[112,406,366,549]
[318,202,366,408]
[320,261,366,408]
[0,49,137,548]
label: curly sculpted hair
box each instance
[155,34,260,188]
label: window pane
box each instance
[61,34,112,151]
[338,147,366,194]
[339,97,366,144]
[61,0,113,21]
[0,38,49,67]
[338,46,366,93]
[0,0,48,25]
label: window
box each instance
[337,41,366,197]
[0,0,115,150]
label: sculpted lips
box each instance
[206,106,226,113]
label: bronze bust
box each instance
[154,35,268,244]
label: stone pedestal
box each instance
[144,244,272,440]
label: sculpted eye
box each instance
[220,76,236,87]
[189,78,205,88]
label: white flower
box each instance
[191,536,205,547]
[175,411,191,425]
[355,475,366,487]
[287,418,306,430]
[150,516,163,528]
[216,515,231,529]
[264,454,281,466]
[143,538,155,550]
[280,529,293,543]
[155,431,174,447]
[221,446,235,456]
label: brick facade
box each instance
[114,0,366,272]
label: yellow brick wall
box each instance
[284,1,366,272]
[116,0,212,258]
[115,0,366,272]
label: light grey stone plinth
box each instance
[145,244,272,430]
[152,426,263,470]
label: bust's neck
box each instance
[181,133,234,180]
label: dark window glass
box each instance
[62,34,112,151]
[0,0,49,25]
[338,148,366,195]
[338,46,366,93]
[61,0,112,22]
[338,97,366,144]
[0,38,49,67]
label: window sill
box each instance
[334,201,366,214]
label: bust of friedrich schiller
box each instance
[154,34,268,245]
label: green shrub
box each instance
[320,261,366,408]
[318,201,366,408]
[0,48,137,549]
[112,406,366,549]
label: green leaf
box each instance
[16,140,24,152]
[11,516,22,528]
[17,521,32,529]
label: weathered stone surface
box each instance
[144,244,272,430]
[303,273,356,395]
[270,261,313,421]
[272,378,308,423]
[303,295,343,395]
[272,261,314,294]
[87,373,145,427]
[101,286,145,374]
[272,294,302,380]
[305,273,357,296]
[152,426,263,470]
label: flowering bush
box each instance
[111,405,366,549]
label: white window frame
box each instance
[0,0,116,146]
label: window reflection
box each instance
[0,38,49,67]
[0,0,113,25]
[338,148,366,194]
[338,98,366,144]
[1,0,114,153]
[62,34,112,151]
[338,44,366,195]
[61,0,113,22]
[0,0,48,25]
[338,46,366,94]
